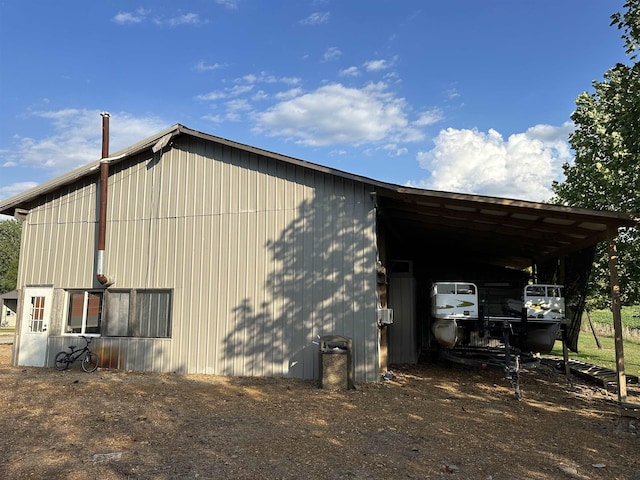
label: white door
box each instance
[18,288,53,367]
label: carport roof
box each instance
[374,186,637,269]
[0,124,636,270]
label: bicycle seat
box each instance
[69,345,76,350]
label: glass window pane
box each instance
[136,290,171,338]
[104,292,130,336]
[437,283,456,294]
[65,291,103,335]
[67,293,85,334]
[547,286,561,298]
[33,296,44,319]
[85,292,103,334]
[30,296,46,332]
[525,286,546,297]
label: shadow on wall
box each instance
[223,194,376,381]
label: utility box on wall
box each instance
[377,308,394,326]
[318,335,353,390]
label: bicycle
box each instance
[54,336,100,372]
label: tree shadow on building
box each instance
[223,189,378,382]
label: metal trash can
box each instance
[318,335,353,390]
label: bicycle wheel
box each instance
[82,352,100,372]
[54,351,70,371]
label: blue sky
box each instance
[0,0,628,212]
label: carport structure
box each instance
[373,185,638,402]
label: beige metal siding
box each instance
[21,136,380,382]
[18,178,98,288]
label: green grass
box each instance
[585,305,640,329]
[550,305,640,378]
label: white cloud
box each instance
[300,12,330,25]
[254,82,424,147]
[383,144,409,157]
[323,47,342,62]
[225,98,252,112]
[229,85,254,96]
[412,122,574,202]
[446,88,461,100]
[197,72,303,122]
[165,13,207,27]
[202,114,224,123]
[339,66,360,77]
[241,72,301,85]
[197,84,254,101]
[112,8,148,25]
[364,59,390,72]
[1,159,17,168]
[113,9,206,27]
[197,91,226,102]
[0,181,39,201]
[251,90,269,102]
[252,90,269,101]
[2,109,167,174]
[194,61,225,72]
[275,88,304,100]
[414,108,443,127]
[216,0,239,9]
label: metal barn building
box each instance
[1,122,636,383]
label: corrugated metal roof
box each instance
[1,124,637,270]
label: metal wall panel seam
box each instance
[210,216,224,373]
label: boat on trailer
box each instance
[430,282,567,354]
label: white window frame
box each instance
[62,290,103,337]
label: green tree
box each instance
[552,1,640,308]
[0,219,21,294]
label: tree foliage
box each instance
[552,1,640,307]
[0,219,21,294]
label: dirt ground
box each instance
[0,343,638,480]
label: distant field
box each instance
[550,305,640,377]
[586,305,640,330]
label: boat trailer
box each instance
[439,320,540,400]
